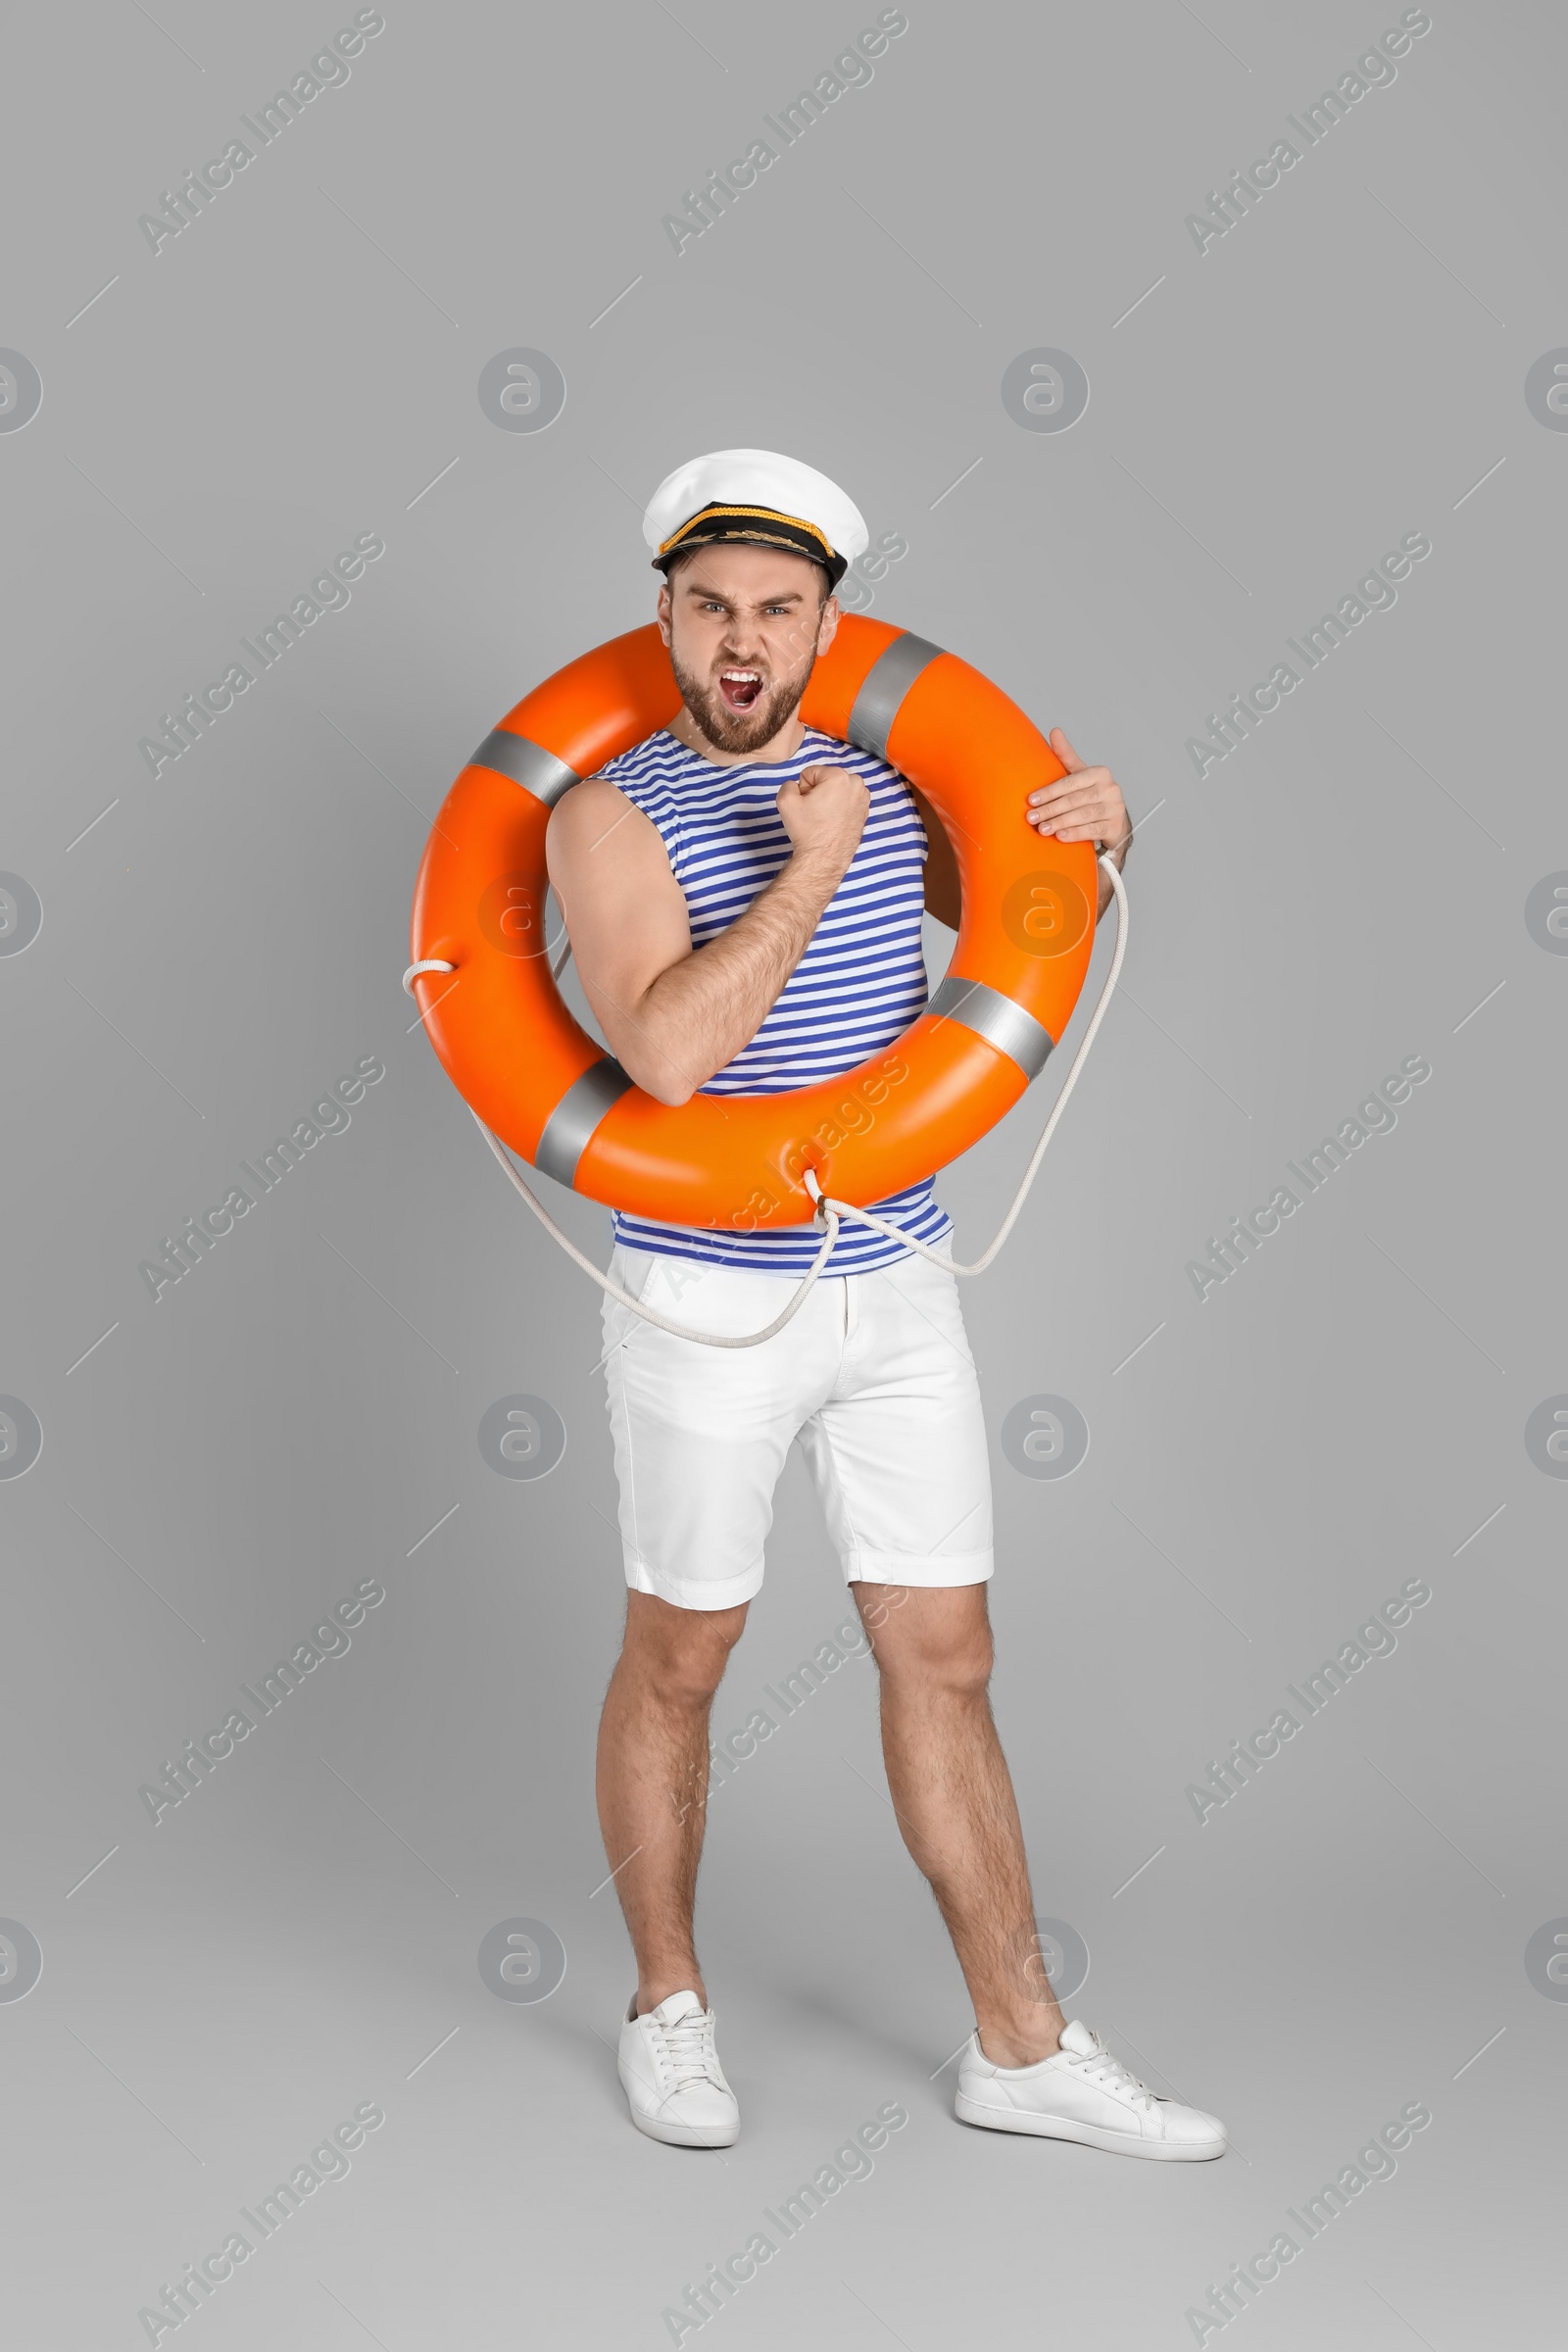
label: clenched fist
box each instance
[778,763,870,879]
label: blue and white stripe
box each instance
[601,725,952,1273]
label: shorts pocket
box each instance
[611,1247,663,1307]
[884,1242,975,1363]
[604,1249,715,1348]
[603,1248,662,1353]
[884,1235,959,1294]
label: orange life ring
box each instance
[407,615,1098,1234]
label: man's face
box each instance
[658,543,839,755]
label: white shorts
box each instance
[600,1238,994,1611]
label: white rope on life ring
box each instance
[456,856,1127,1348]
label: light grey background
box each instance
[3,1,1564,2344]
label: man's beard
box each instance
[669,647,815,756]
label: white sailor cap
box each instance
[642,448,868,589]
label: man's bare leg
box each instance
[596,1591,748,2015]
[853,1582,1065,2067]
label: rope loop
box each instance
[403,958,457,996]
[459,857,1127,1347]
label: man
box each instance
[546,450,1225,2162]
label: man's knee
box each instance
[859,1586,994,1697]
[622,1592,747,1703]
[916,1632,994,1702]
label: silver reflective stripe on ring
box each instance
[926,975,1054,1081]
[469,728,581,807]
[846,632,945,762]
[534,1058,635,1185]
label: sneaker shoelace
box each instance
[1065,2038,1156,2112]
[653,2010,720,2090]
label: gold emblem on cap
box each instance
[658,503,837,559]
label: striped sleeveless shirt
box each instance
[600,724,953,1274]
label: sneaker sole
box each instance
[626,2103,739,2149]
[955,2090,1225,2161]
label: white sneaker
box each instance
[956,2018,1226,2160]
[617,1989,739,2147]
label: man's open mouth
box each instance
[716,667,765,713]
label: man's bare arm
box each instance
[545,766,869,1106]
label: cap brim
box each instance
[653,519,847,589]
